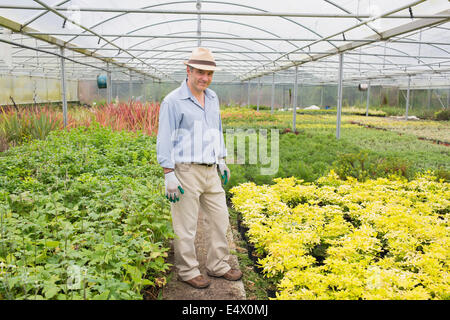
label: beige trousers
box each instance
[171,163,231,281]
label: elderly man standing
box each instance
[156,47,242,289]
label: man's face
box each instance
[187,67,214,93]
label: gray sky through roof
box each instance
[0,0,448,87]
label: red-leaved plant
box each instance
[91,101,160,136]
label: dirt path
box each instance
[162,210,246,300]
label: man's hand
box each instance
[218,163,231,185]
[164,171,184,202]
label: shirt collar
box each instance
[179,78,213,100]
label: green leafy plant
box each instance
[0,107,64,150]
[0,126,173,300]
[434,109,450,121]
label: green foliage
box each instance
[332,151,373,181]
[332,151,412,181]
[223,111,449,195]
[248,105,271,111]
[0,126,173,300]
[0,107,62,150]
[297,107,386,117]
[434,109,450,121]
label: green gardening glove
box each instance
[218,163,230,185]
[164,171,184,202]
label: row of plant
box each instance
[1,103,448,300]
[224,108,449,300]
[0,102,160,152]
[296,106,386,117]
[0,125,172,299]
[347,115,450,144]
[222,112,449,196]
[0,106,66,152]
[221,107,278,127]
[230,171,449,299]
[244,103,450,121]
[228,105,386,117]
[341,104,448,121]
[91,102,160,136]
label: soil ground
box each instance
[161,210,246,300]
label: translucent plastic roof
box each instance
[0,0,449,87]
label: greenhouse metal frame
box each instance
[0,0,449,134]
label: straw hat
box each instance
[184,47,220,71]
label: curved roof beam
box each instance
[0,36,107,73]
[129,39,421,80]
[361,21,450,73]
[322,52,383,74]
[110,18,282,57]
[0,23,138,80]
[19,0,70,30]
[64,1,326,62]
[203,1,338,52]
[149,45,268,78]
[322,0,412,78]
[31,0,171,80]
[124,30,263,71]
[128,39,269,71]
[389,22,450,56]
[238,0,441,81]
[126,49,248,75]
[9,35,108,75]
[92,17,297,59]
[139,43,259,73]
[348,45,408,75]
[324,0,382,37]
[94,17,295,77]
[76,16,289,77]
[364,42,434,71]
[158,30,277,55]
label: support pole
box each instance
[271,72,275,114]
[397,88,400,108]
[405,76,411,120]
[336,53,344,139]
[447,87,450,109]
[129,70,133,101]
[59,47,68,128]
[293,65,298,132]
[320,85,324,107]
[196,0,201,47]
[257,77,261,111]
[365,82,371,117]
[107,62,112,104]
[247,79,250,107]
[143,77,146,102]
[299,82,303,108]
[427,88,431,109]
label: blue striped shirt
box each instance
[156,79,227,169]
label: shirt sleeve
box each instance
[156,100,176,169]
[218,107,227,160]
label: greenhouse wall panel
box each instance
[0,75,78,105]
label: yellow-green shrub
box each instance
[230,171,449,300]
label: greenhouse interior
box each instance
[0,0,449,302]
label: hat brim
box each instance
[184,61,220,71]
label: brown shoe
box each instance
[208,268,243,281]
[180,275,211,289]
